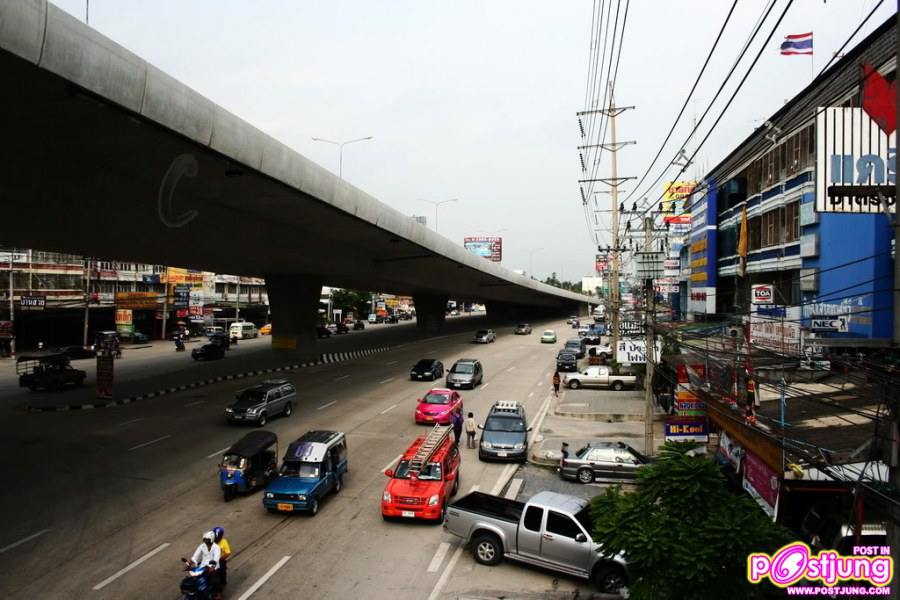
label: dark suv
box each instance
[556,350,578,372]
[564,337,586,359]
[478,401,531,462]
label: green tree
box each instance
[329,288,372,318]
[591,442,790,600]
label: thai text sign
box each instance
[20,295,46,310]
[616,339,662,364]
[750,314,801,355]
[116,292,158,310]
[463,237,502,262]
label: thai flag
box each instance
[780,32,813,55]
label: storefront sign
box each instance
[115,309,133,325]
[664,416,708,443]
[116,292,159,310]
[20,295,46,310]
[742,450,780,519]
[616,339,662,364]
[173,284,190,308]
[688,286,716,314]
[751,284,774,304]
[675,390,706,416]
[810,315,849,332]
[618,320,645,337]
[750,314,801,355]
[715,431,744,473]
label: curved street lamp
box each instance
[417,198,458,235]
[311,136,374,179]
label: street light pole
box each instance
[7,248,15,358]
[528,248,543,279]
[311,136,374,179]
[417,198,458,235]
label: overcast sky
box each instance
[55,0,894,283]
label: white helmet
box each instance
[203,531,215,542]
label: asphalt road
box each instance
[0,317,599,599]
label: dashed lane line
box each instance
[381,454,403,473]
[317,401,337,411]
[0,529,50,554]
[480,382,490,390]
[379,377,395,385]
[93,543,170,590]
[206,446,231,459]
[128,435,171,451]
[183,400,205,407]
[236,555,292,600]
[380,404,398,415]
[116,417,145,426]
[385,360,398,366]
[333,375,350,382]
[426,543,464,600]
[427,542,451,573]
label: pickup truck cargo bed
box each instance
[449,492,523,523]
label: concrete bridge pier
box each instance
[413,293,449,333]
[264,273,324,361]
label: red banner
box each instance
[742,450,780,518]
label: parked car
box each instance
[444,491,628,594]
[540,330,557,344]
[564,337,587,359]
[566,316,577,324]
[514,324,532,335]
[225,379,296,426]
[556,351,578,372]
[587,344,613,359]
[259,324,272,335]
[563,366,636,391]
[478,401,530,462]
[446,359,484,389]
[410,358,445,381]
[473,329,496,343]
[192,343,225,361]
[415,388,463,425]
[56,345,96,360]
[559,441,651,483]
[263,430,348,515]
[316,326,332,339]
[577,326,590,337]
[131,331,149,344]
[382,425,460,522]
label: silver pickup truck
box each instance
[562,366,636,391]
[444,491,627,594]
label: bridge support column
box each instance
[413,293,448,333]
[264,274,323,360]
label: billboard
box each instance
[661,181,697,218]
[115,292,159,310]
[815,106,897,214]
[463,237,502,262]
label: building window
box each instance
[749,216,762,250]
[762,211,778,247]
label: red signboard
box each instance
[742,450,780,518]
[663,214,691,224]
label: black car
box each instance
[410,358,445,381]
[192,343,225,361]
[56,345,96,360]
[478,401,530,462]
[559,441,651,483]
[333,322,350,334]
[385,314,399,324]
[556,350,578,372]
[564,337,586,359]
[208,332,231,349]
[316,326,332,339]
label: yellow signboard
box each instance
[662,181,697,214]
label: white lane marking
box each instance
[490,464,517,496]
[426,543,464,600]
[117,417,145,426]
[206,446,231,459]
[0,529,50,553]
[480,382,490,390]
[379,377,395,385]
[468,485,480,493]
[183,400,205,407]
[128,435,171,451]
[380,404,398,415]
[93,543,171,590]
[317,401,337,411]
[528,393,554,441]
[381,453,403,473]
[333,375,350,382]
[236,555,292,600]
[535,381,542,387]
[560,402,588,408]
[528,391,535,398]
[504,478,523,500]
[506,366,516,372]
[427,542,451,573]
[385,360,398,365]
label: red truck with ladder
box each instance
[382,425,461,523]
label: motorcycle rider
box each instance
[187,531,221,571]
[212,526,231,586]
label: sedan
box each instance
[414,388,463,425]
[559,441,651,483]
[192,343,225,361]
[316,326,332,339]
[556,351,578,372]
[410,358,444,381]
[540,330,557,343]
[514,324,532,335]
[259,324,272,335]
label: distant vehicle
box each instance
[382,425,460,523]
[229,321,258,339]
[316,326,332,339]
[225,379,296,426]
[131,331,149,344]
[259,324,272,335]
[540,330,557,343]
[564,337,587,359]
[218,430,278,502]
[563,366,636,391]
[566,316,577,324]
[206,326,225,336]
[449,309,460,316]
[353,320,366,330]
[587,345,613,359]
[191,343,225,361]
[478,401,530,462]
[333,322,350,334]
[410,358,445,381]
[264,430,348,516]
[385,314,399,324]
[559,441,651,484]
[415,388,463,425]
[473,329,496,343]
[556,351,578,372]
[577,326,590,337]
[207,331,231,349]
[93,330,120,350]
[582,333,602,346]
[514,324,532,335]
[17,352,87,391]
[368,314,378,324]
[398,312,413,321]
[446,359,484,389]
[56,345,96,360]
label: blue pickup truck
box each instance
[263,430,348,516]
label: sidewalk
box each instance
[529,387,668,467]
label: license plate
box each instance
[497,451,508,457]
[401,511,415,518]
[233,415,244,420]
[425,416,433,421]
[277,503,293,512]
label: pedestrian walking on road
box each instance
[452,410,463,447]
[552,370,561,397]
[464,412,477,448]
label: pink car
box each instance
[414,388,463,425]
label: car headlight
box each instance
[246,407,258,415]
[481,441,493,449]
[513,443,525,450]
[265,492,274,499]
[382,491,391,503]
[415,408,424,414]
[424,371,432,376]
[438,410,449,416]
[296,495,306,502]
[428,494,440,506]
[225,408,234,413]
[410,372,417,376]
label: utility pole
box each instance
[160,268,169,341]
[577,84,635,355]
[7,248,15,358]
[235,280,241,322]
[82,257,91,348]
[643,216,657,456]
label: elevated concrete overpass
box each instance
[0,1,593,356]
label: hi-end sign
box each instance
[463,237,502,262]
[810,315,849,332]
[751,284,774,304]
[816,106,897,214]
[664,416,709,443]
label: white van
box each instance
[229,322,258,339]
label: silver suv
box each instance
[473,329,496,343]
[225,379,296,426]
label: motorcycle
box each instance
[179,561,214,600]
[175,338,186,352]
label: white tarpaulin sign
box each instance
[616,339,663,364]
